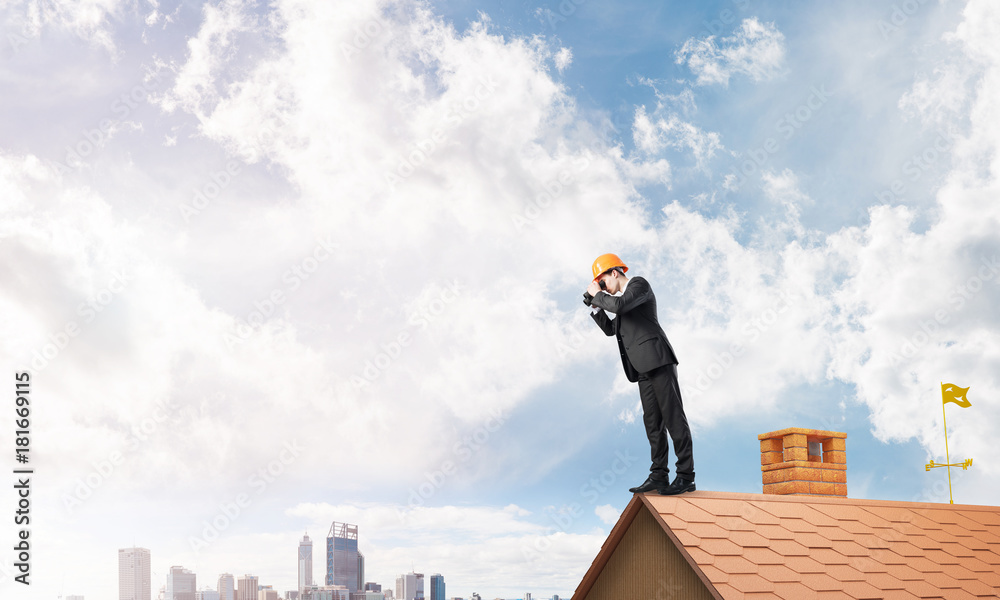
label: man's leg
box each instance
[649,364,694,480]
[637,372,670,482]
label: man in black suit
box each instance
[583,254,695,495]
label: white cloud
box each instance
[594,504,619,525]
[554,46,572,72]
[632,105,723,170]
[675,17,787,86]
[1,0,129,52]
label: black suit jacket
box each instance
[589,276,678,383]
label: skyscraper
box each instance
[326,522,359,592]
[394,573,424,600]
[299,533,313,593]
[165,566,196,600]
[356,551,365,593]
[236,575,259,600]
[119,547,152,600]
[429,575,444,600]
[258,586,278,600]
[218,574,235,600]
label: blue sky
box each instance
[1,0,999,598]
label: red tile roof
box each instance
[576,490,1000,600]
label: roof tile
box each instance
[795,532,834,548]
[883,563,925,581]
[837,519,879,536]
[814,525,856,542]
[715,515,757,532]
[755,564,801,583]
[712,555,759,574]
[845,554,892,573]
[739,547,786,565]
[726,530,771,548]
[968,548,1000,564]
[781,556,827,574]
[963,509,1000,527]
[899,578,947,597]
[828,540,872,557]
[767,539,811,557]
[685,522,731,539]
[951,555,995,572]
[671,528,700,546]
[798,573,842,592]
[684,545,715,566]
[879,591,922,600]
[886,540,926,557]
[697,563,728,584]
[726,573,775,593]
[838,580,886,598]
[809,503,863,521]
[752,523,796,540]
[939,540,977,558]
[821,564,866,582]
[710,582,744,600]
[694,537,744,556]
[950,578,1000,597]
[771,581,819,600]
[691,497,750,517]
[863,571,905,590]
[806,547,851,565]
[751,500,815,520]
[780,517,821,534]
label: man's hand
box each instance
[586,280,602,297]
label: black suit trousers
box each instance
[637,363,694,481]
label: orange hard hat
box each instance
[592,253,628,280]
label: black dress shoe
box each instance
[657,477,696,495]
[629,476,668,494]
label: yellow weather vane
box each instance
[925,382,974,504]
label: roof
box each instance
[574,490,1000,600]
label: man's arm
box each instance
[590,306,615,336]
[588,277,653,315]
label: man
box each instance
[583,253,695,495]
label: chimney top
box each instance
[759,428,847,497]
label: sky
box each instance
[1,0,999,598]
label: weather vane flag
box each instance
[925,382,974,504]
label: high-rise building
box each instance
[524,594,530,600]
[429,575,444,600]
[119,547,152,600]
[236,575,259,600]
[286,592,300,600]
[165,566,196,600]
[218,575,235,600]
[364,584,381,592]
[196,590,220,600]
[299,533,314,593]
[356,551,365,593]
[258,586,278,600]
[394,573,424,600]
[303,585,350,600]
[326,522,360,592]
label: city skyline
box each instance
[121,532,480,600]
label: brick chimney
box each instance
[759,428,847,497]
